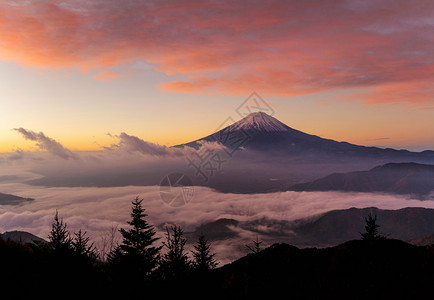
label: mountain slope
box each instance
[288,162,434,198]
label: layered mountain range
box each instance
[177,112,434,194]
[24,112,434,196]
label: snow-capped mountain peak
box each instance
[228,112,289,133]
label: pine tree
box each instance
[361,213,383,241]
[159,225,190,279]
[192,234,218,271]
[48,210,72,253]
[109,197,161,277]
[72,229,98,263]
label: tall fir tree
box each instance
[72,229,98,263]
[159,225,190,279]
[109,197,161,278]
[48,210,72,253]
[192,234,218,271]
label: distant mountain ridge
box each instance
[0,192,34,205]
[288,162,434,198]
[188,207,434,248]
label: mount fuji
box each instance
[225,111,290,133]
[27,112,434,194]
[178,111,434,161]
[173,112,434,193]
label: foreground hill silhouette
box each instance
[1,237,433,299]
[2,199,433,298]
[203,239,434,299]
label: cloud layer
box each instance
[0,0,433,105]
[1,182,434,264]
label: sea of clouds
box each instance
[2,182,434,264]
[1,129,433,264]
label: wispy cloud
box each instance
[115,132,182,156]
[13,128,77,160]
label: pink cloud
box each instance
[339,81,434,106]
[0,0,433,104]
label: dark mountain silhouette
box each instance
[203,239,434,299]
[0,192,34,205]
[288,162,434,198]
[0,231,45,244]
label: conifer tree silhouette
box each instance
[159,225,190,279]
[48,210,72,253]
[361,213,383,241]
[72,229,98,263]
[109,197,161,279]
[192,234,218,271]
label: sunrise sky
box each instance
[1,0,433,153]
